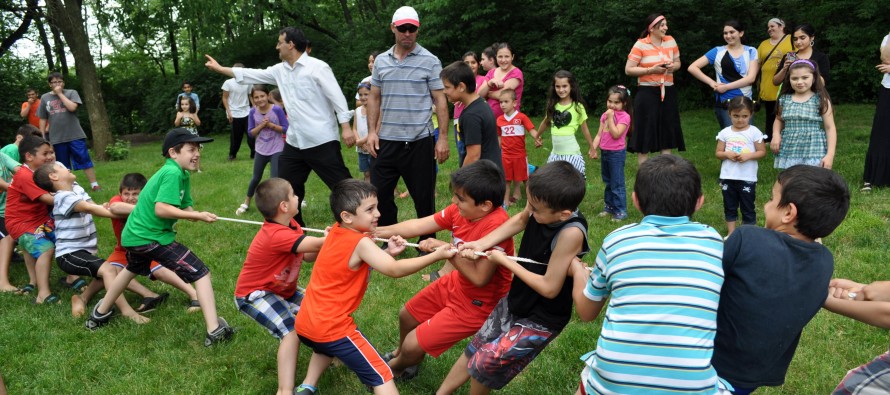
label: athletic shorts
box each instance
[57,250,105,278]
[53,139,94,171]
[236,290,303,340]
[405,272,495,357]
[106,249,162,276]
[0,217,7,238]
[502,156,529,182]
[298,330,393,387]
[17,223,55,259]
[465,298,558,389]
[124,241,209,283]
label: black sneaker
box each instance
[85,299,114,331]
[204,317,235,346]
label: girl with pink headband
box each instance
[771,58,836,170]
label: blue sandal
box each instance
[33,293,61,305]
[16,284,36,295]
[59,277,88,291]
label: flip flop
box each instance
[135,292,169,313]
[15,284,35,295]
[59,277,88,291]
[33,293,61,305]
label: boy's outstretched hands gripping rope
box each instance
[457,241,489,261]
[568,257,591,278]
[432,244,457,261]
[384,235,408,256]
[418,238,448,253]
[196,211,218,223]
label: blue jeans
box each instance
[601,149,627,215]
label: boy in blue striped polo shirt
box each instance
[571,154,732,395]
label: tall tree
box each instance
[34,7,55,70]
[45,0,113,160]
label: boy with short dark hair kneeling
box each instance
[86,128,234,346]
[293,179,455,395]
[712,165,850,394]
[235,177,325,395]
[438,160,590,394]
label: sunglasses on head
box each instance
[396,24,418,33]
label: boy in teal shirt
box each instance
[87,128,234,346]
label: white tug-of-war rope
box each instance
[216,216,546,265]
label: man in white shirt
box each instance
[205,27,355,225]
[221,64,254,160]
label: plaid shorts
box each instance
[466,298,559,390]
[833,349,890,395]
[124,241,209,283]
[235,289,303,339]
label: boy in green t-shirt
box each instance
[86,128,235,346]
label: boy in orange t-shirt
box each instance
[294,179,454,395]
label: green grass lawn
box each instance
[1,104,888,394]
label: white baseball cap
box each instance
[392,6,420,27]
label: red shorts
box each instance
[106,250,161,272]
[502,156,528,182]
[404,272,496,357]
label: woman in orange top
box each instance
[624,14,684,165]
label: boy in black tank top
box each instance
[436,161,590,394]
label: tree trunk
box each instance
[49,22,68,75]
[189,26,197,62]
[338,0,353,27]
[45,0,113,160]
[169,25,179,75]
[35,8,55,70]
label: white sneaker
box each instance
[301,200,307,208]
[235,204,248,216]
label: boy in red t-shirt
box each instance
[102,173,199,315]
[373,159,514,382]
[6,135,57,303]
[234,178,325,395]
[293,179,454,395]
[496,89,536,206]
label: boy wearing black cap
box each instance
[86,128,235,346]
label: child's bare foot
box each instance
[399,191,410,199]
[0,284,18,293]
[122,311,151,324]
[511,194,521,203]
[71,295,86,317]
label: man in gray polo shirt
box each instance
[365,5,450,239]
